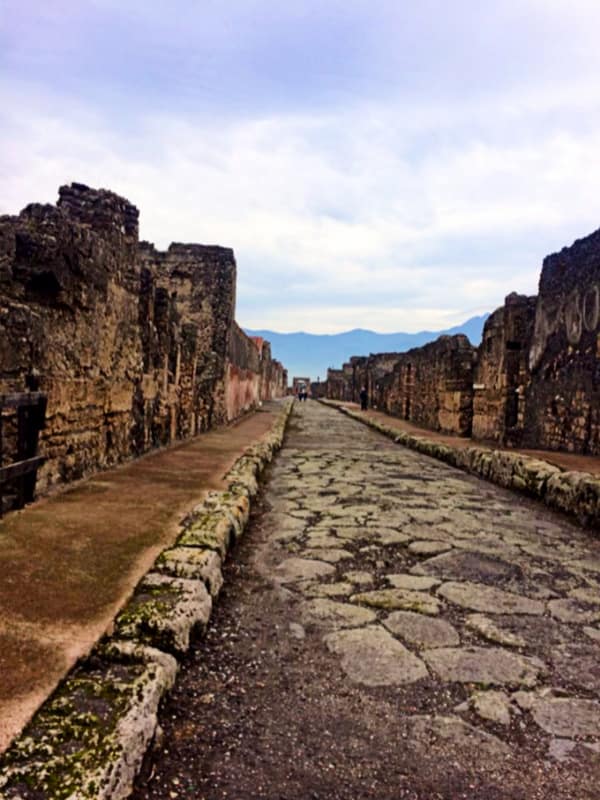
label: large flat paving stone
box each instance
[532,698,600,737]
[384,611,459,648]
[324,625,428,686]
[422,646,545,687]
[274,557,335,583]
[437,581,545,615]
[403,715,511,760]
[351,588,442,615]
[300,599,377,629]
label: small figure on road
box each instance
[359,385,368,411]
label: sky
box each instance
[2,1,600,334]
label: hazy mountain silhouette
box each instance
[245,313,489,382]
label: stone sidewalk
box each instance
[134,400,600,799]
[0,403,283,753]
[332,400,600,476]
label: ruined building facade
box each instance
[0,183,286,493]
[326,225,600,456]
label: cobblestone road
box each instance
[135,401,600,800]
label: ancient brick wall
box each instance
[225,324,261,421]
[0,183,285,495]
[472,293,536,445]
[0,184,143,489]
[137,241,236,441]
[249,337,286,402]
[325,369,348,401]
[385,336,475,435]
[524,228,600,454]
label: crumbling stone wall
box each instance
[0,185,143,488]
[524,229,600,454]
[225,324,261,421]
[383,336,475,435]
[249,337,287,402]
[325,369,348,401]
[138,241,236,438]
[0,183,285,494]
[472,293,536,445]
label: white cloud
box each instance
[3,66,600,332]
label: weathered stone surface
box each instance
[548,597,600,624]
[422,647,544,687]
[550,644,600,692]
[470,690,512,725]
[532,698,600,737]
[437,581,544,615]
[302,548,353,563]
[304,581,354,598]
[0,642,177,800]
[408,540,452,556]
[114,573,212,655]
[386,573,440,591]
[384,611,459,648]
[404,715,510,759]
[274,557,335,583]
[0,183,288,508]
[301,599,377,629]
[344,570,375,586]
[583,626,600,643]
[324,626,428,686]
[155,547,223,596]
[351,588,442,615]
[465,614,526,648]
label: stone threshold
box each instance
[321,399,600,532]
[0,400,294,800]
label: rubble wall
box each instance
[524,229,600,454]
[0,183,284,493]
[472,293,536,445]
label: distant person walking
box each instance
[359,386,368,411]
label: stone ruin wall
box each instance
[472,293,536,445]
[326,224,600,454]
[524,228,600,455]
[0,183,287,494]
[381,336,475,436]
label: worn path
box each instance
[134,401,600,800]
[0,404,281,753]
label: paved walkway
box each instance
[333,401,600,476]
[0,403,282,753]
[135,401,600,800]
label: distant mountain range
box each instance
[245,313,490,382]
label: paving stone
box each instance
[404,715,510,759]
[416,549,522,583]
[470,690,512,725]
[550,644,600,692]
[548,597,600,624]
[422,646,545,687]
[384,611,459,648]
[302,548,353,563]
[351,588,442,615]
[386,574,440,591]
[583,626,600,643]
[301,599,377,629]
[437,581,545,615]
[465,614,526,648]
[324,625,428,686]
[374,530,412,545]
[304,533,343,549]
[408,540,452,556]
[532,698,600,737]
[344,570,375,586]
[274,557,335,583]
[547,738,578,762]
[304,581,354,598]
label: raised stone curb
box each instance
[0,399,293,800]
[320,400,600,531]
